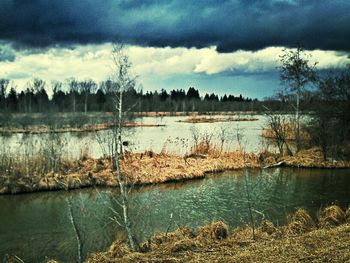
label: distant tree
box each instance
[52,81,66,112]
[170,89,186,101]
[186,87,200,100]
[32,78,48,112]
[23,82,35,113]
[159,89,168,101]
[68,78,79,113]
[95,88,106,111]
[186,87,200,111]
[0,79,9,111]
[100,79,116,111]
[79,79,97,114]
[209,93,219,101]
[7,87,17,112]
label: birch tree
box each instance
[279,46,317,152]
[108,44,136,250]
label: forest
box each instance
[0,79,259,113]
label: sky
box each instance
[0,0,350,99]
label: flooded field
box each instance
[0,115,270,158]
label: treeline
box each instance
[0,78,262,113]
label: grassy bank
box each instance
[178,116,259,123]
[1,146,349,195]
[82,205,350,262]
[0,149,261,194]
[0,122,165,134]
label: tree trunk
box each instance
[84,94,88,114]
[295,85,301,152]
[115,90,136,251]
[67,197,82,263]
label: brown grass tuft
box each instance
[108,241,131,257]
[283,148,350,168]
[85,252,111,263]
[179,116,258,123]
[85,241,130,263]
[285,208,315,235]
[318,205,346,228]
[196,221,229,241]
[346,207,350,222]
[150,226,195,251]
[260,219,277,235]
[190,140,212,155]
[170,237,198,253]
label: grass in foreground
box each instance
[83,205,350,262]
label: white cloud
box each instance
[0,43,349,93]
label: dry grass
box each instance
[84,206,350,263]
[196,221,229,241]
[262,122,309,141]
[120,150,260,185]
[0,147,261,194]
[284,208,315,235]
[318,205,346,228]
[259,219,279,236]
[135,111,257,117]
[178,116,258,123]
[346,207,350,222]
[283,148,350,168]
[0,122,165,134]
[2,144,350,195]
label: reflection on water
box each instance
[0,167,349,262]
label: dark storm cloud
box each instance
[0,0,350,52]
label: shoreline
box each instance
[1,148,349,195]
[0,122,166,134]
[0,111,259,134]
[177,116,259,123]
[84,205,350,262]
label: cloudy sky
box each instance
[0,0,350,99]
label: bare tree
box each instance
[107,44,137,250]
[79,79,97,114]
[218,126,227,155]
[279,46,317,151]
[263,107,293,156]
[68,78,79,113]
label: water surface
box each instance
[0,167,349,262]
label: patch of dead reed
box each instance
[195,221,229,241]
[284,208,315,235]
[318,205,346,228]
[283,148,350,168]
